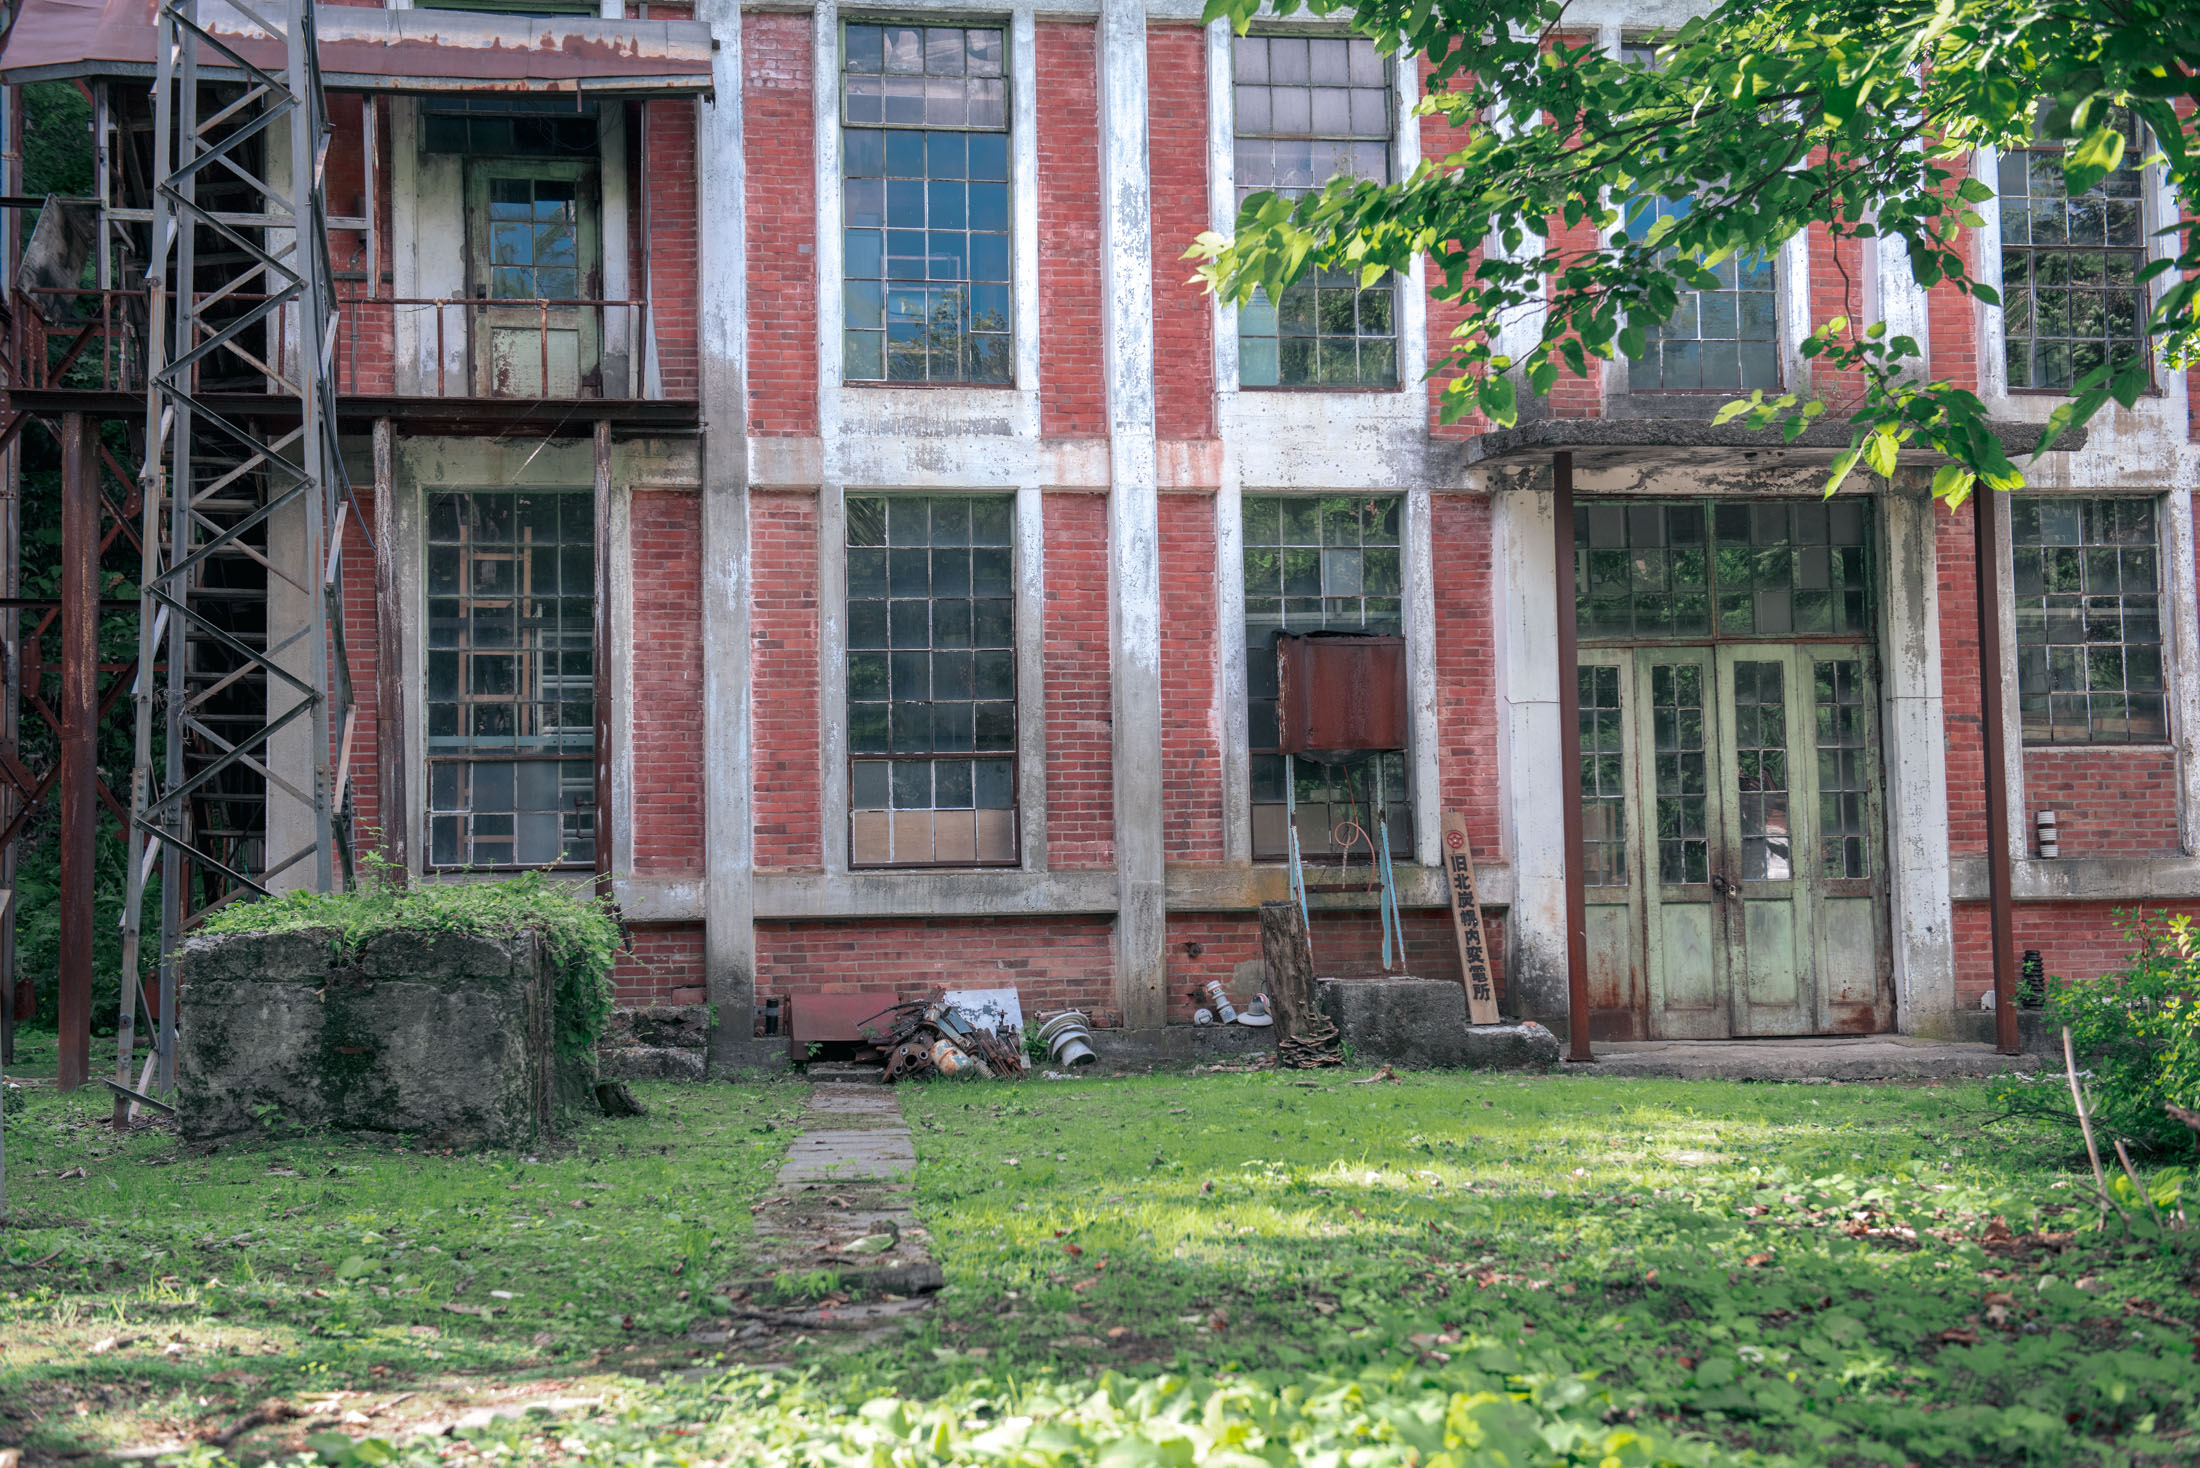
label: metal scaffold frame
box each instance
[119,0,348,1112]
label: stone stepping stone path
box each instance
[693,1082,941,1347]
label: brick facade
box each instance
[1043,490,1116,868]
[752,489,824,870]
[757,918,1120,1023]
[1159,491,1224,861]
[1037,22,1106,438]
[629,491,705,876]
[744,11,820,435]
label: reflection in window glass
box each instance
[1579,665,1627,886]
[1650,662,1709,884]
[1575,499,1873,640]
[2011,496,2164,743]
[842,23,1012,384]
[1615,43,1778,393]
[425,490,595,869]
[1999,114,2148,392]
[1243,494,1409,859]
[1731,660,1791,882]
[846,494,1019,865]
[1815,659,1871,879]
[1233,34,1396,387]
[486,179,580,300]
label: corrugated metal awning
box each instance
[0,0,716,94]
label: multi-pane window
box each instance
[1579,666,1627,886]
[1575,500,1873,641]
[1243,494,1408,859]
[485,179,581,300]
[1233,34,1396,387]
[842,23,1011,384]
[423,99,598,158]
[1999,115,2148,391]
[1650,662,1709,884]
[425,490,595,869]
[1731,660,1792,882]
[1814,659,1871,879]
[846,495,1018,866]
[2011,497,2164,743]
[1616,43,1779,394]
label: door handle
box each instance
[1709,873,1734,898]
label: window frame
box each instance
[421,485,601,875]
[1229,29,1402,392]
[1992,113,2155,398]
[1240,491,1415,862]
[837,16,1016,389]
[842,490,1024,869]
[2009,493,2171,747]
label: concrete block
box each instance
[176,927,338,986]
[356,928,531,984]
[1317,977,1560,1070]
[601,1045,708,1082]
[604,1003,711,1050]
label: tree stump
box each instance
[1259,899,1339,1068]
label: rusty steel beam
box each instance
[57,412,96,1090]
[1554,452,1592,1063]
[1974,488,2021,1055]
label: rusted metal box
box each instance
[785,989,900,1060]
[1275,632,1408,756]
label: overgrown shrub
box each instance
[2003,910,2200,1153]
[196,863,620,1071]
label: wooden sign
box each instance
[1441,812,1500,1025]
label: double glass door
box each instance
[1579,644,1888,1038]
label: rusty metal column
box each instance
[1973,487,2020,1053]
[57,414,96,1090]
[1554,452,1592,1062]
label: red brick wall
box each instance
[325,94,394,396]
[1037,22,1106,436]
[645,100,700,400]
[630,491,705,874]
[1044,491,1115,867]
[1432,492,1501,857]
[744,12,819,434]
[2022,748,2181,857]
[1159,491,1223,860]
[614,924,707,1005]
[1419,59,1483,439]
[1161,910,1506,1022]
[1927,175,1980,392]
[752,489,823,869]
[1805,222,1868,414]
[1950,900,2200,1009]
[1147,25,1214,442]
[1938,501,1989,856]
[757,917,1119,1023]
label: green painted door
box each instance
[466,161,600,397]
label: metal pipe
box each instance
[1554,451,1592,1063]
[57,413,95,1090]
[1974,486,2021,1054]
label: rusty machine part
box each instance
[857,998,1030,1084]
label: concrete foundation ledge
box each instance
[1081,1006,1560,1074]
[1587,1035,2041,1082]
[1317,978,1561,1070]
[600,1045,707,1082]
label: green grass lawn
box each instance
[0,1064,808,1460]
[3,1062,2197,1467]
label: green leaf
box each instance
[1862,428,1898,478]
[1823,445,1863,497]
[335,1254,372,1280]
[1480,373,1519,427]
[2063,124,2127,197]
[1956,177,1995,204]
[1929,463,1976,506]
[1528,357,1559,396]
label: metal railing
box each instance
[5,286,672,402]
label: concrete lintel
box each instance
[755,869,1118,920]
[612,876,705,923]
[1950,854,2200,904]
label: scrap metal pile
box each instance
[858,1000,1100,1083]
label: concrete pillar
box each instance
[696,0,762,1068]
[1097,0,1165,1028]
[1879,480,1957,1034]
[57,414,95,1088]
[263,489,319,892]
[1492,483,1569,1020]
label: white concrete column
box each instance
[1880,482,1957,1034]
[1098,0,1165,1027]
[1492,483,1568,1016]
[697,0,759,1066]
[260,116,317,892]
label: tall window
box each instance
[1233,34,1396,387]
[842,23,1012,385]
[1243,495,1409,859]
[425,490,596,869]
[1615,42,1778,394]
[1999,115,2148,392]
[846,494,1018,866]
[2011,497,2163,743]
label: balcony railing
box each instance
[5,287,681,404]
